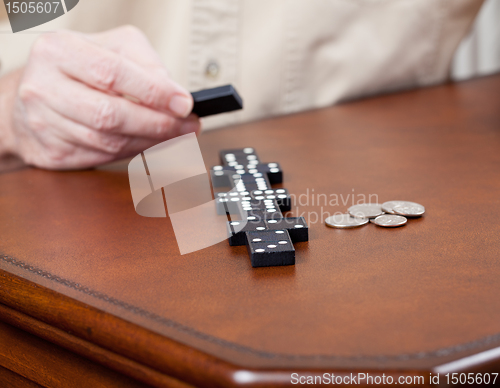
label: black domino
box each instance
[191,85,243,117]
[212,147,308,267]
[246,230,295,267]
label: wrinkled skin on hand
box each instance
[1,25,200,170]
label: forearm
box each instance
[0,69,22,158]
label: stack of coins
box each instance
[325,201,425,229]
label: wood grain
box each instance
[0,365,44,388]
[0,320,150,388]
[0,303,194,388]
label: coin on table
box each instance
[372,214,407,228]
[382,201,424,215]
[393,203,425,217]
[348,203,384,219]
[381,201,407,214]
[325,214,369,229]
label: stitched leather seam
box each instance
[2,254,499,362]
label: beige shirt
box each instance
[0,0,483,129]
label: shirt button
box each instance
[205,60,220,79]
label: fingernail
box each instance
[180,119,201,135]
[169,95,193,118]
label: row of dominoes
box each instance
[211,147,308,267]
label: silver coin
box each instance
[372,214,407,228]
[393,204,425,217]
[382,200,425,216]
[348,203,384,219]
[325,214,369,229]
[381,201,407,214]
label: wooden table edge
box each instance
[0,269,448,387]
[0,303,194,388]
[0,269,241,387]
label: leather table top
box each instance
[0,75,499,386]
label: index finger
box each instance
[48,31,193,118]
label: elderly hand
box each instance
[0,25,200,170]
